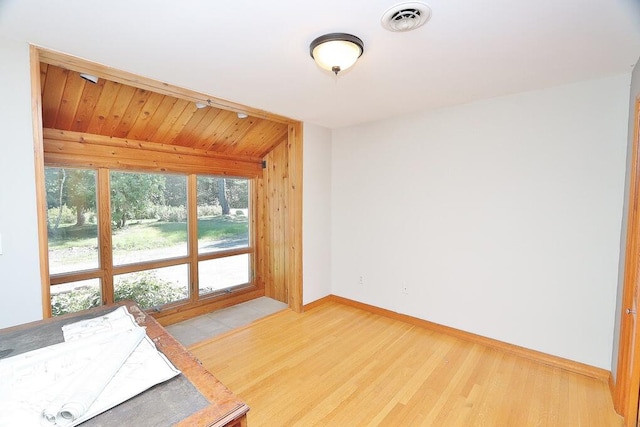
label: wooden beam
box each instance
[44,128,264,164]
[30,46,50,318]
[287,123,303,313]
[43,130,263,177]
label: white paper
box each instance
[0,306,180,427]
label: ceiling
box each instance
[1,0,640,129]
[40,63,289,159]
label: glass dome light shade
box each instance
[310,33,364,75]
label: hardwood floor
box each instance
[189,300,622,426]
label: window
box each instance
[44,166,253,316]
[197,176,251,296]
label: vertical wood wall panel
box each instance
[259,139,289,303]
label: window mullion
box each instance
[187,174,199,302]
[98,168,114,304]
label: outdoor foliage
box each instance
[110,171,168,228]
[114,272,187,309]
[46,167,250,316]
[51,272,187,316]
[51,286,101,316]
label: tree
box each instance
[53,168,66,229]
[66,169,96,226]
[45,167,96,228]
[224,178,248,209]
[111,172,165,228]
[218,178,230,215]
[163,174,186,207]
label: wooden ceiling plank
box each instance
[100,85,137,136]
[240,122,289,158]
[54,71,86,130]
[41,65,68,129]
[195,110,236,149]
[113,88,152,138]
[197,111,240,152]
[216,117,258,151]
[255,128,290,158]
[171,106,218,147]
[128,92,174,141]
[156,101,199,145]
[173,107,224,147]
[70,77,105,133]
[85,80,122,135]
[148,98,191,143]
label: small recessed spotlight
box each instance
[237,112,248,119]
[194,102,208,109]
[79,73,99,84]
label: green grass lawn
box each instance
[48,214,248,251]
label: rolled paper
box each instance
[40,327,146,426]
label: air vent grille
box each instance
[381,2,432,32]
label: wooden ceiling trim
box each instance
[40,62,48,94]
[43,139,262,174]
[43,128,265,164]
[44,150,261,177]
[37,47,298,125]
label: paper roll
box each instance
[40,327,146,426]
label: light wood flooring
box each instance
[190,300,622,426]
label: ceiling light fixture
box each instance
[310,33,364,75]
[79,73,99,84]
[237,112,248,119]
[194,101,208,109]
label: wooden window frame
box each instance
[45,165,257,317]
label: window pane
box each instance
[197,176,249,254]
[199,254,250,295]
[51,278,101,317]
[111,171,187,265]
[45,167,99,275]
[114,265,189,309]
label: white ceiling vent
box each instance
[381,2,432,32]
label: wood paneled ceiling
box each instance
[39,63,289,160]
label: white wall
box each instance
[612,58,640,379]
[302,123,332,305]
[331,75,630,369]
[0,37,43,328]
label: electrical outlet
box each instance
[358,276,364,285]
[402,285,409,295]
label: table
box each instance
[0,301,249,427]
